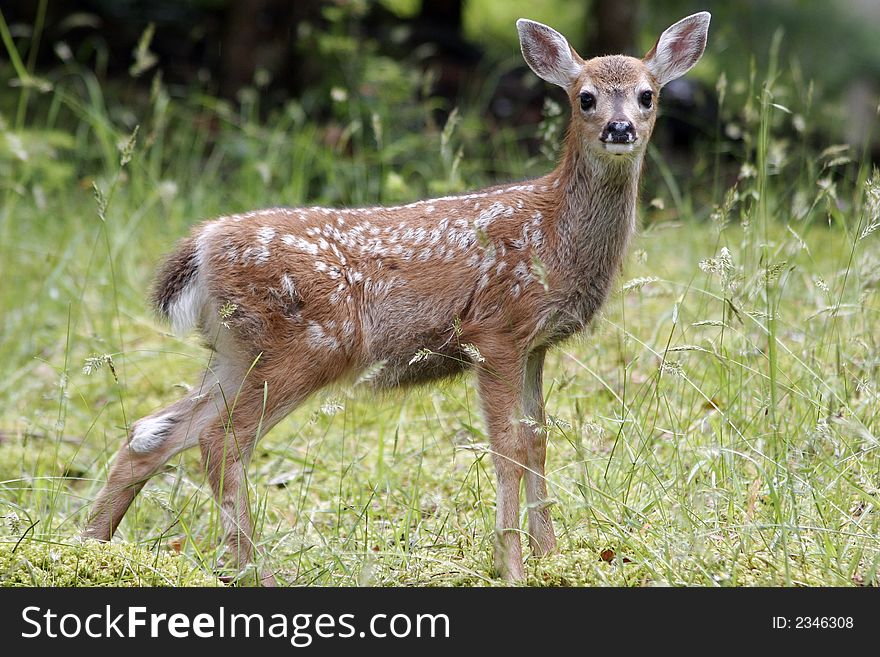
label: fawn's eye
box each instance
[639,90,653,109]
[579,92,596,112]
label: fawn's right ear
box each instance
[517,19,583,89]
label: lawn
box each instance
[1,13,878,587]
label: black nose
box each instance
[603,121,635,143]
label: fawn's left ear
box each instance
[517,19,583,89]
[644,12,711,87]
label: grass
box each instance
[1,16,878,587]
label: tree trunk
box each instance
[220,0,321,98]
[586,0,638,57]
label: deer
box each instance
[82,12,711,584]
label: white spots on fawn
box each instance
[474,201,510,231]
[329,283,347,305]
[240,225,276,264]
[281,273,297,298]
[364,276,404,298]
[341,319,355,343]
[282,234,319,255]
[223,238,240,263]
[257,226,276,244]
[242,208,299,223]
[513,261,532,279]
[512,211,545,250]
[307,321,339,351]
[213,187,546,322]
[330,243,347,265]
[476,246,500,290]
[456,232,476,251]
[240,246,266,264]
[362,239,388,258]
[512,260,535,297]
[129,413,175,453]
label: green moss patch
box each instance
[0,539,219,587]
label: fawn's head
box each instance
[517,12,710,158]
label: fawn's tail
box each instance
[151,234,208,336]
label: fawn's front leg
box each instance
[522,348,557,556]
[476,345,527,581]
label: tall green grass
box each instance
[1,16,878,586]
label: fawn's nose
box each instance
[602,121,636,144]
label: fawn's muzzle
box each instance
[601,121,636,144]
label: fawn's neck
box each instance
[540,132,643,322]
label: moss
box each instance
[0,539,219,587]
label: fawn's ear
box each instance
[644,12,711,87]
[517,19,583,89]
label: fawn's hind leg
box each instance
[197,354,345,585]
[197,379,273,584]
[83,348,263,543]
[82,385,216,542]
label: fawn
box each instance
[83,13,711,584]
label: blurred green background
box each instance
[2,0,879,199]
